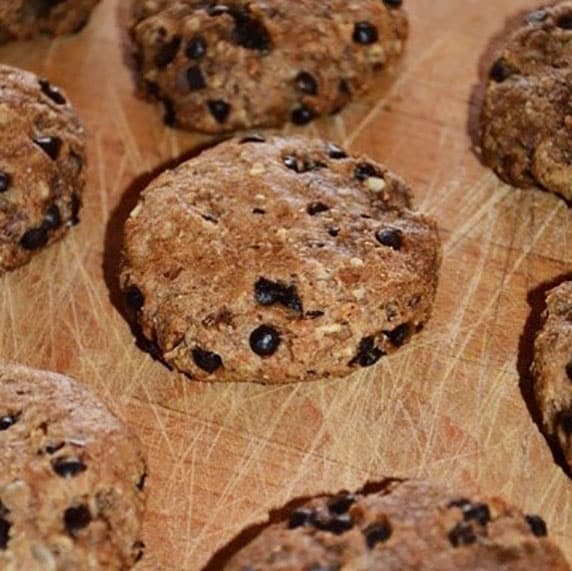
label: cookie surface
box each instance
[0,363,147,571]
[480,2,572,201]
[0,64,86,273]
[532,281,572,472]
[0,0,100,43]
[128,0,408,133]
[218,479,571,571]
[120,135,441,384]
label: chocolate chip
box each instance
[0,518,11,550]
[255,278,302,312]
[45,442,65,455]
[233,15,272,52]
[250,325,280,356]
[69,193,81,225]
[313,512,354,535]
[307,202,329,216]
[39,79,66,105]
[252,208,266,214]
[154,36,181,68]
[383,0,403,7]
[288,507,314,529]
[64,504,91,536]
[43,204,62,230]
[187,65,207,90]
[490,58,512,83]
[296,72,318,95]
[20,227,48,250]
[363,520,392,548]
[385,323,409,347]
[328,227,340,237]
[186,35,207,59]
[558,14,572,29]
[192,347,223,373]
[136,472,147,492]
[52,457,87,478]
[350,337,384,367]
[240,135,266,144]
[525,514,548,537]
[0,171,11,193]
[133,540,146,562]
[162,98,177,127]
[375,228,403,250]
[125,285,144,311]
[327,493,356,514]
[291,105,316,125]
[326,144,348,159]
[525,9,547,23]
[463,503,490,526]
[208,100,231,123]
[449,521,476,547]
[353,22,379,45]
[34,136,62,160]
[0,413,19,431]
[354,162,379,180]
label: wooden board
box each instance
[0,0,571,568]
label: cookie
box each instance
[532,281,572,472]
[120,135,441,383]
[0,363,147,570]
[0,0,100,43]
[480,2,572,202]
[218,479,571,571]
[0,64,86,273]
[127,0,408,133]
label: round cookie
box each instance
[218,479,571,571]
[0,363,147,570]
[120,135,441,384]
[0,64,86,273]
[127,0,408,133]
[0,0,100,43]
[480,2,572,202]
[532,281,572,472]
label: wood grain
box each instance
[0,0,571,568]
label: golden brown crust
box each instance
[221,480,571,571]
[127,0,408,132]
[120,135,441,383]
[0,363,147,571]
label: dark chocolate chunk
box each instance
[0,172,10,193]
[208,100,231,123]
[350,337,384,367]
[136,472,148,492]
[186,35,207,59]
[233,14,272,52]
[0,413,19,431]
[307,202,330,216]
[490,58,512,83]
[376,228,403,250]
[385,323,409,347]
[20,227,49,251]
[525,514,548,537]
[187,66,207,90]
[45,442,65,455]
[69,193,81,226]
[363,520,392,548]
[463,503,491,526]
[250,325,281,356]
[252,208,266,214]
[52,457,87,478]
[328,227,340,237]
[192,347,223,373]
[312,512,354,535]
[383,0,403,7]
[296,72,318,95]
[326,144,348,159]
[64,504,92,536]
[125,285,144,311]
[34,136,62,161]
[561,409,572,435]
[154,36,181,68]
[39,79,66,105]
[134,540,146,562]
[449,521,476,547]
[353,22,379,45]
[327,493,356,514]
[255,278,302,313]
[354,162,380,180]
[291,105,316,125]
[43,204,62,230]
[306,310,325,319]
[558,14,572,29]
[288,507,314,529]
[0,518,10,550]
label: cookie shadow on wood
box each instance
[466,5,541,159]
[518,273,572,479]
[102,138,225,367]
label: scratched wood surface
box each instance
[0,0,571,568]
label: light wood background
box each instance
[0,0,570,568]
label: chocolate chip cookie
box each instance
[217,479,571,571]
[532,281,572,472]
[480,2,572,202]
[127,0,408,132]
[120,135,441,383]
[0,64,86,273]
[0,363,147,570]
[0,0,100,43]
